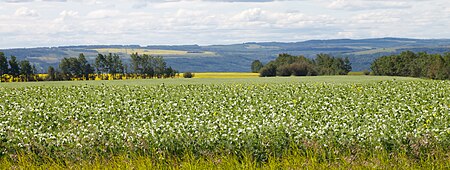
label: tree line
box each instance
[371,51,450,80]
[0,52,36,82]
[0,52,179,82]
[252,53,352,77]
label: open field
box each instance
[191,72,260,78]
[94,48,216,56]
[348,47,399,55]
[0,75,418,88]
[1,76,449,169]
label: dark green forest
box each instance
[371,51,450,80]
[255,53,351,77]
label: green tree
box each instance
[59,58,72,80]
[78,53,94,79]
[95,54,107,74]
[183,72,194,78]
[47,66,56,81]
[276,64,291,76]
[0,52,8,76]
[19,60,33,81]
[289,61,309,76]
[8,56,20,77]
[343,57,352,74]
[251,60,264,73]
[259,62,277,77]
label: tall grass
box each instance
[1,145,449,169]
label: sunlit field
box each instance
[191,72,260,78]
[1,76,449,169]
[94,48,216,56]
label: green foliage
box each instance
[183,72,194,78]
[8,56,20,77]
[130,53,176,78]
[0,52,7,76]
[371,51,450,80]
[59,54,95,80]
[251,60,263,73]
[259,62,277,77]
[95,53,123,75]
[0,79,449,165]
[259,53,351,77]
[363,69,371,75]
[46,66,56,81]
[19,60,33,81]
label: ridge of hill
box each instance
[1,37,450,72]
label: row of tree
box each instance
[1,52,179,82]
[55,53,178,81]
[253,53,352,77]
[371,51,450,80]
[0,52,36,82]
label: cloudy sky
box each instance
[0,0,449,48]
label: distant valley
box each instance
[1,37,450,72]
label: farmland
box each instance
[94,48,216,56]
[1,76,450,169]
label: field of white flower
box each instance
[0,78,449,167]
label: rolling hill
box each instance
[1,38,450,73]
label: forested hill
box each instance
[1,38,450,73]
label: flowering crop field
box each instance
[0,77,450,168]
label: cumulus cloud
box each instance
[328,0,411,10]
[60,10,78,18]
[1,0,66,2]
[0,0,449,48]
[229,8,335,29]
[14,7,39,17]
[86,9,120,19]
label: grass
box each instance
[192,72,260,78]
[349,47,399,55]
[2,148,449,169]
[0,75,419,88]
[94,48,216,56]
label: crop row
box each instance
[1,80,449,160]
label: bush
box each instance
[363,69,370,75]
[183,72,194,78]
[259,63,277,77]
[289,62,309,76]
[276,64,291,76]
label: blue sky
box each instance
[0,0,449,48]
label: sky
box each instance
[0,0,449,48]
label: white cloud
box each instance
[328,0,411,10]
[86,9,120,19]
[0,0,449,48]
[351,11,402,24]
[60,10,78,17]
[14,7,39,17]
[229,8,336,29]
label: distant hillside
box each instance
[1,38,450,73]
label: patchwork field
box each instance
[1,76,449,169]
[94,48,216,56]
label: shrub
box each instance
[183,72,194,78]
[363,69,370,75]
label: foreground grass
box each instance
[2,150,449,169]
